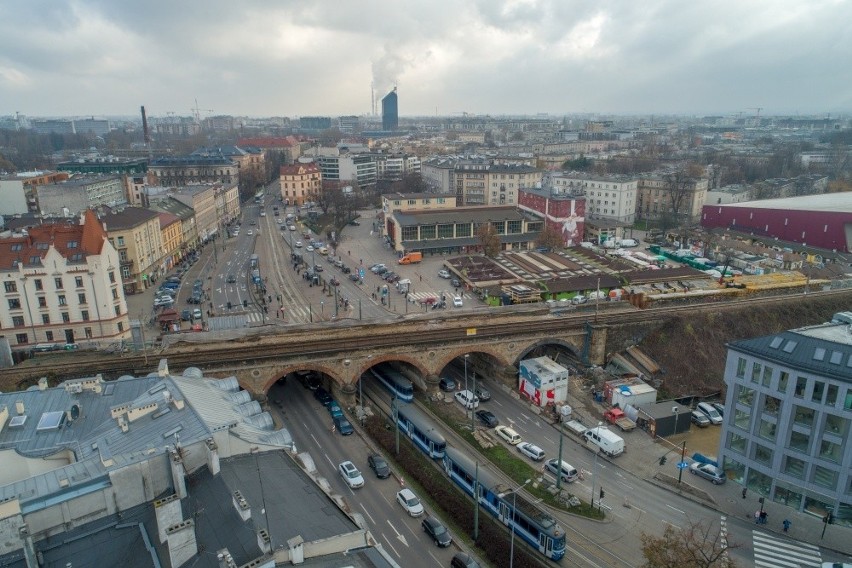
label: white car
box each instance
[338,461,364,489]
[289,225,296,231]
[247,230,253,236]
[453,296,463,307]
[517,442,546,461]
[396,488,424,516]
[494,425,522,445]
[454,389,479,410]
[306,246,314,252]
[295,241,303,248]
[438,269,451,279]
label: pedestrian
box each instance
[754,511,760,524]
[419,274,422,282]
[760,511,767,524]
[742,487,747,499]
[782,519,791,533]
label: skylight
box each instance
[769,337,783,349]
[36,411,65,432]
[813,348,826,361]
[782,341,797,353]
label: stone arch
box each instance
[514,338,582,365]
[432,346,512,387]
[259,363,346,394]
[356,354,431,392]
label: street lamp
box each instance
[464,354,469,392]
[672,406,679,436]
[501,479,531,568]
[590,421,603,510]
[320,300,324,318]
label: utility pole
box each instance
[473,462,480,541]
[555,426,565,490]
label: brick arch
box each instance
[514,338,582,365]
[259,363,346,394]
[431,345,513,378]
[354,354,430,389]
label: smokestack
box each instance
[141,106,150,146]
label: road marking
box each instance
[665,504,685,515]
[493,400,503,407]
[543,435,555,444]
[428,551,443,566]
[358,503,377,525]
[324,454,334,467]
[385,520,409,546]
[381,535,401,558]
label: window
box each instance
[29,256,40,265]
[114,306,121,316]
[813,466,837,489]
[789,430,810,452]
[112,288,119,300]
[41,314,49,324]
[734,408,751,429]
[117,236,125,246]
[753,444,773,465]
[16,333,28,344]
[437,224,454,239]
[824,414,847,436]
[36,296,46,308]
[45,331,54,341]
[826,384,838,406]
[67,240,78,249]
[12,315,25,327]
[762,365,772,387]
[117,321,124,332]
[727,432,747,453]
[812,381,825,403]
[794,377,807,398]
[84,327,92,339]
[736,357,747,378]
[81,310,89,321]
[401,226,418,241]
[783,456,806,479]
[58,295,67,306]
[60,312,69,323]
[737,385,755,406]
[750,363,762,384]
[75,276,83,288]
[4,281,17,293]
[819,440,842,463]
[8,298,21,309]
[778,371,789,393]
[793,405,814,427]
[78,293,86,304]
[34,279,43,291]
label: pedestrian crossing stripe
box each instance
[752,530,821,568]
[406,291,473,300]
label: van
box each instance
[454,389,479,409]
[399,251,423,265]
[545,459,579,483]
[619,238,638,248]
[697,402,723,425]
[583,426,624,457]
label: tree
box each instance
[475,222,501,257]
[537,224,565,250]
[640,520,739,568]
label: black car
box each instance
[226,274,237,283]
[451,552,480,568]
[313,264,323,272]
[439,377,456,391]
[341,266,351,274]
[475,410,499,428]
[450,278,461,288]
[368,454,391,479]
[313,387,332,406]
[474,386,491,401]
[348,273,360,282]
[421,517,452,547]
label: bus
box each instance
[254,191,265,204]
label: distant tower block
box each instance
[382,87,398,131]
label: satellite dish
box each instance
[69,404,81,421]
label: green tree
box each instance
[641,521,738,568]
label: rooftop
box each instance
[715,193,852,213]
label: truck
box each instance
[398,251,423,265]
[603,407,636,432]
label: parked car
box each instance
[306,246,314,252]
[453,296,463,307]
[396,488,424,516]
[154,297,174,307]
[439,377,456,391]
[348,273,360,282]
[473,386,491,401]
[450,278,461,288]
[475,410,499,428]
[192,308,203,320]
[545,459,579,483]
[517,442,546,461]
[226,274,237,283]
[691,409,711,427]
[421,517,452,547]
[247,230,253,236]
[181,309,192,321]
[333,415,353,435]
[454,389,479,409]
[338,461,364,489]
[438,269,451,279]
[689,462,726,484]
[451,553,481,568]
[495,425,522,445]
[711,402,725,417]
[313,387,333,406]
[367,454,390,479]
[295,241,303,248]
[697,401,723,424]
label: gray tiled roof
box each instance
[729,322,852,382]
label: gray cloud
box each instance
[0,0,850,117]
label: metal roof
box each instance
[717,193,852,213]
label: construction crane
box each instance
[746,107,763,125]
[191,98,214,123]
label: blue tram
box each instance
[370,364,415,402]
[395,402,446,459]
[442,446,566,561]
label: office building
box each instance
[382,88,398,131]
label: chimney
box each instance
[15,400,24,415]
[166,520,197,567]
[232,491,251,521]
[154,494,182,544]
[38,377,48,391]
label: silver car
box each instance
[689,462,726,484]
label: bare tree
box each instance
[475,222,501,257]
[536,224,565,251]
[641,520,740,568]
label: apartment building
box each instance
[148,154,238,187]
[0,210,129,348]
[314,152,377,188]
[101,207,165,295]
[381,193,456,220]
[36,176,127,217]
[158,212,183,272]
[718,320,852,525]
[551,172,637,224]
[169,185,219,243]
[279,162,321,206]
[149,196,199,254]
[374,153,421,181]
[455,162,542,206]
[637,173,708,224]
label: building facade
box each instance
[551,172,637,224]
[382,88,398,131]
[158,212,183,272]
[279,162,322,206]
[169,185,219,243]
[314,153,377,188]
[718,321,852,525]
[0,210,130,347]
[36,176,127,217]
[148,155,238,187]
[381,193,456,218]
[374,153,421,181]
[518,188,586,247]
[455,163,543,207]
[101,208,165,294]
[637,173,709,224]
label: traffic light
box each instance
[599,487,605,499]
[243,300,248,308]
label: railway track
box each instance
[9,288,851,381]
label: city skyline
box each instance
[1,0,851,118]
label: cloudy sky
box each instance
[1,0,850,119]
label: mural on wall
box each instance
[518,192,586,247]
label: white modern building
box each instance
[550,172,638,224]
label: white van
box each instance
[619,238,638,248]
[545,459,579,483]
[583,426,624,457]
[454,390,479,410]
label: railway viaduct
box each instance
[1,304,639,398]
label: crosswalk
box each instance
[405,291,474,301]
[752,530,822,567]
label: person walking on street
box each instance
[742,487,747,499]
[782,519,791,533]
[754,511,760,524]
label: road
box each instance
[268,376,461,568]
